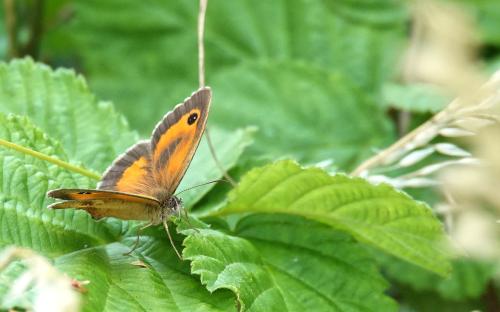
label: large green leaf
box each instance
[210,160,450,275]
[209,61,393,168]
[0,58,139,172]
[184,215,397,312]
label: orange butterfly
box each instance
[47,87,212,258]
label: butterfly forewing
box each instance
[47,189,159,205]
[150,87,212,195]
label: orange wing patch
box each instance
[152,108,201,192]
[98,141,155,196]
[115,155,151,193]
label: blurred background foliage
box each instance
[3,0,500,170]
[1,0,500,310]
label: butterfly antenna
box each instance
[124,222,153,256]
[174,179,231,196]
[163,219,183,260]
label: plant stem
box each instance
[198,0,207,88]
[198,0,236,186]
[0,138,101,181]
[351,109,448,176]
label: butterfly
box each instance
[47,87,212,258]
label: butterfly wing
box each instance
[98,140,155,195]
[150,87,212,195]
[47,188,159,204]
[47,189,160,221]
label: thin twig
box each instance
[0,138,101,180]
[198,0,207,88]
[4,0,18,59]
[197,0,236,186]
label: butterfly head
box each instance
[154,187,182,219]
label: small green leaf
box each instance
[184,215,396,312]
[213,160,451,276]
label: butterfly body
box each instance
[48,87,212,227]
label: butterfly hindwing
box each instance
[47,189,159,205]
[49,199,158,221]
[47,189,160,221]
[98,140,155,195]
[150,87,212,194]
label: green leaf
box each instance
[209,61,394,169]
[379,252,496,300]
[212,160,450,276]
[54,238,235,312]
[0,58,139,172]
[184,215,397,312]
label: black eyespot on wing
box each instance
[78,191,92,195]
[187,113,198,125]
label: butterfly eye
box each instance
[187,113,198,125]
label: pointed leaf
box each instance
[213,160,451,275]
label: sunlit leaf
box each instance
[213,160,451,275]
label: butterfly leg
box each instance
[163,219,183,260]
[124,222,153,256]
